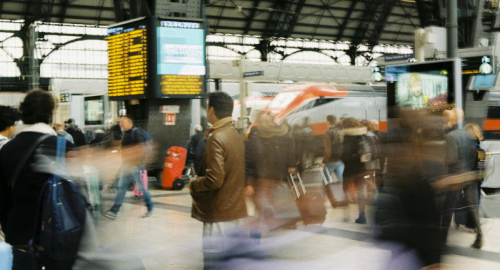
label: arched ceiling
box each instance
[0,0,498,46]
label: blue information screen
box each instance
[156,20,206,97]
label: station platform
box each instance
[96,187,500,270]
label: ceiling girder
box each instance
[336,0,359,41]
[113,0,124,22]
[368,0,396,45]
[285,0,306,37]
[244,0,261,34]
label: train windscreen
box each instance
[267,91,300,109]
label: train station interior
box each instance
[3,0,500,269]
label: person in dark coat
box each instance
[375,110,444,268]
[245,112,295,231]
[89,130,106,146]
[101,114,153,220]
[65,118,87,147]
[440,109,481,249]
[341,117,368,224]
[187,125,204,163]
[0,89,77,269]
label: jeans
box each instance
[324,161,345,183]
[110,165,153,214]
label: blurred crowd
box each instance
[0,90,491,270]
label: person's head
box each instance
[119,114,134,131]
[53,122,65,131]
[326,115,336,126]
[408,73,422,97]
[361,120,369,128]
[370,120,380,131]
[194,124,203,133]
[443,109,454,127]
[67,118,75,125]
[341,117,358,129]
[20,89,56,125]
[0,105,21,137]
[464,123,484,141]
[207,92,233,124]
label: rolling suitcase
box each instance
[323,167,348,208]
[134,170,149,198]
[289,173,326,225]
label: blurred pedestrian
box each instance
[0,89,78,269]
[187,124,204,174]
[189,92,247,269]
[101,114,153,219]
[0,105,21,150]
[66,118,87,147]
[440,109,482,248]
[101,119,123,151]
[321,115,344,183]
[54,121,74,144]
[245,112,295,233]
[375,109,444,268]
[89,129,105,146]
[341,117,368,224]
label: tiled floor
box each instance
[91,187,500,269]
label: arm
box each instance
[245,137,258,184]
[189,136,226,192]
[445,134,459,168]
[322,133,332,165]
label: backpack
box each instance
[327,128,343,160]
[133,127,153,153]
[39,137,87,261]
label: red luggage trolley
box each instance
[162,146,187,190]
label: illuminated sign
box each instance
[106,19,149,100]
[156,19,206,98]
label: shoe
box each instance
[471,237,484,249]
[142,208,154,218]
[101,210,117,220]
[134,195,142,200]
[355,216,367,224]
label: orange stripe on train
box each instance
[484,119,500,131]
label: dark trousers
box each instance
[440,182,483,244]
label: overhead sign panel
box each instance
[106,17,150,100]
[156,19,206,98]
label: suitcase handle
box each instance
[295,173,306,194]
[288,173,301,198]
[322,167,330,185]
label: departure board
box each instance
[106,19,149,100]
[156,19,206,98]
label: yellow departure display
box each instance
[160,75,203,95]
[106,22,148,99]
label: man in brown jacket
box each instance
[189,92,247,269]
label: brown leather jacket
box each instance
[189,117,248,223]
